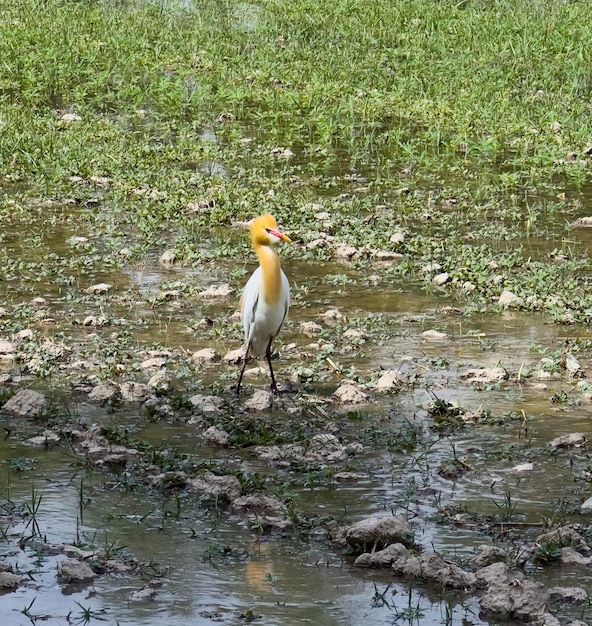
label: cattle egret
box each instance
[236,214,291,394]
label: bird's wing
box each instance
[241,267,261,342]
[275,269,290,336]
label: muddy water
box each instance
[2,210,592,624]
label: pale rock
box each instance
[25,429,61,447]
[565,352,581,374]
[432,272,450,286]
[141,357,167,369]
[82,315,97,327]
[244,366,267,378]
[561,547,592,566]
[129,587,157,602]
[186,472,241,500]
[86,283,111,295]
[299,321,322,336]
[271,146,294,158]
[374,250,403,262]
[548,586,587,604]
[222,348,245,364]
[333,193,351,203]
[422,329,448,340]
[343,516,415,549]
[532,382,548,391]
[0,571,21,589]
[334,472,366,481]
[421,262,442,274]
[191,348,220,365]
[203,426,229,446]
[345,441,363,455]
[231,493,286,517]
[309,434,348,463]
[460,367,508,384]
[189,394,223,415]
[392,552,476,589]
[88,382,120,404]
[581,497,592,512]
[536,526,591,556]
[476,560,512,587]
[198,283,233,299]
[462,281,476,292]
[353,543,407,568]
[196,317,215,329]
[512,462,534,472]
[333,381,369,404]
[2,389,49,418]
[119,382,151,402]
[305,237,332,251]
[498,290,523,307]
[0,340,15,360]
[15,329,34,341]
[147,370,173,394]
[492,274,504,285]
[332,243,358,259]
[549,433,586,449]
[480,577,548,621]
[244,389,273,411]
[319,308,344,322]
[571,216,592,228]
[471,546,507,569]
[69,236,89,245]
[60,113,82,123]
[375,369,401,391]
[389,232,406,244]
[159,249,177,268]
[57,558,96,583]
[343,329,364,341]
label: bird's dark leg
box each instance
[236,345,250,395]
[265,338,279,394]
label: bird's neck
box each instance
[255,244,282,305]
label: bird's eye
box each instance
[265,228,271,233]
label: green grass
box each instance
[2,0,592,326]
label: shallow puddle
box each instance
[2,203,592,625]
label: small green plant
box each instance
[492,491,518,522]
[533,542,563,564]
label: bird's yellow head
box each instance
[250,213,292,247]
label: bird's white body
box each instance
[242,262,290,358]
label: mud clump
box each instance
[339,516,415,552]
[1,389,49,418]
[392,552,477,590]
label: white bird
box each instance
[236,213,291,394]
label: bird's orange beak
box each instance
[271,229,292,244]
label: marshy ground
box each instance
[3,1,592,624]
